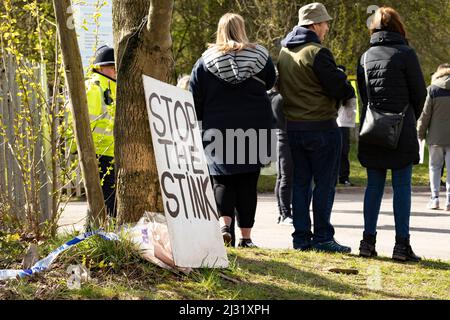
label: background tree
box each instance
[1,0,448,234]
[0,0,84,237]
[172,0,450,82]
[171,0,233,80]
[53,0,106,228]
[112,0,174,224]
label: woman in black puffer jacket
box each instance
[356,7,427,262]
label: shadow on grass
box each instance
[219,252,433,300]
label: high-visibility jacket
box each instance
[86,71,116,158]
[348,75,360,125]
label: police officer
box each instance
[87,45,117,217]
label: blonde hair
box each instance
[210,13,255,53]
[370,7,407,38]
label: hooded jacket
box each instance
[277,26,354,130]
[417,68,450,146]
[357,31,427,169]
[189,44,276,175]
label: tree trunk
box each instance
[112,0,174,224]
[53,0,106,228]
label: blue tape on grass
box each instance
[0,229,119,281]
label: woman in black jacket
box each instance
[189,13,276,248]
[357,7,427,262]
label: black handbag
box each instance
[359,53,409,150]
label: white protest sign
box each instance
[142,75,228,268]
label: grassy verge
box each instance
[1,233,449,300]
[258,142,435,193]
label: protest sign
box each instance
[142,75,228,268]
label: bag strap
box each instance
[400,104,409,117]
[363,52,372,102]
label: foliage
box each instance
[172,0,450,82]
[0,0,447,237]
[0,230,27,267]
[0,0,78,239]
[171,0,234,80]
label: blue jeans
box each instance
[288,129,341,248]
[363,165,412,238]
[275,130,293,218]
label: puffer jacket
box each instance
[357,31,427,169]
[417,68,450,146]
[189,44,276,175]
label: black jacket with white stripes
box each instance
[189,44,276,175]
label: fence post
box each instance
[6,55,26,218]
[0,66,6,196]
[35,64,51,223]
[4,55,15,210]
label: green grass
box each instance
[1,234,449,300]
[258,141,435,193]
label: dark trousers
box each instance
[339,127,351,182]
[288,128,341,248]
[98,155,116,218]
[364,165,412,238]
[275,130,293,218]
[212,171,260,229]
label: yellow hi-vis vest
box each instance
[86,71,116,158]
[348,75,361,125]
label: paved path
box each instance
[59,190,450,261]
[253,191,450,261]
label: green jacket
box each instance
[278,26,354,125]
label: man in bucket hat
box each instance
[277,3,355,253]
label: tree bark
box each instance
[53,0,106,228]
[112,0,174,224]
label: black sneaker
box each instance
[221,225,232,246]
[312,239,351,254]
[238,238,258,248]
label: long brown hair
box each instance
[370,7,407,38]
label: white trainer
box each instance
[427,197,440,210]
[279,216,294,225]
